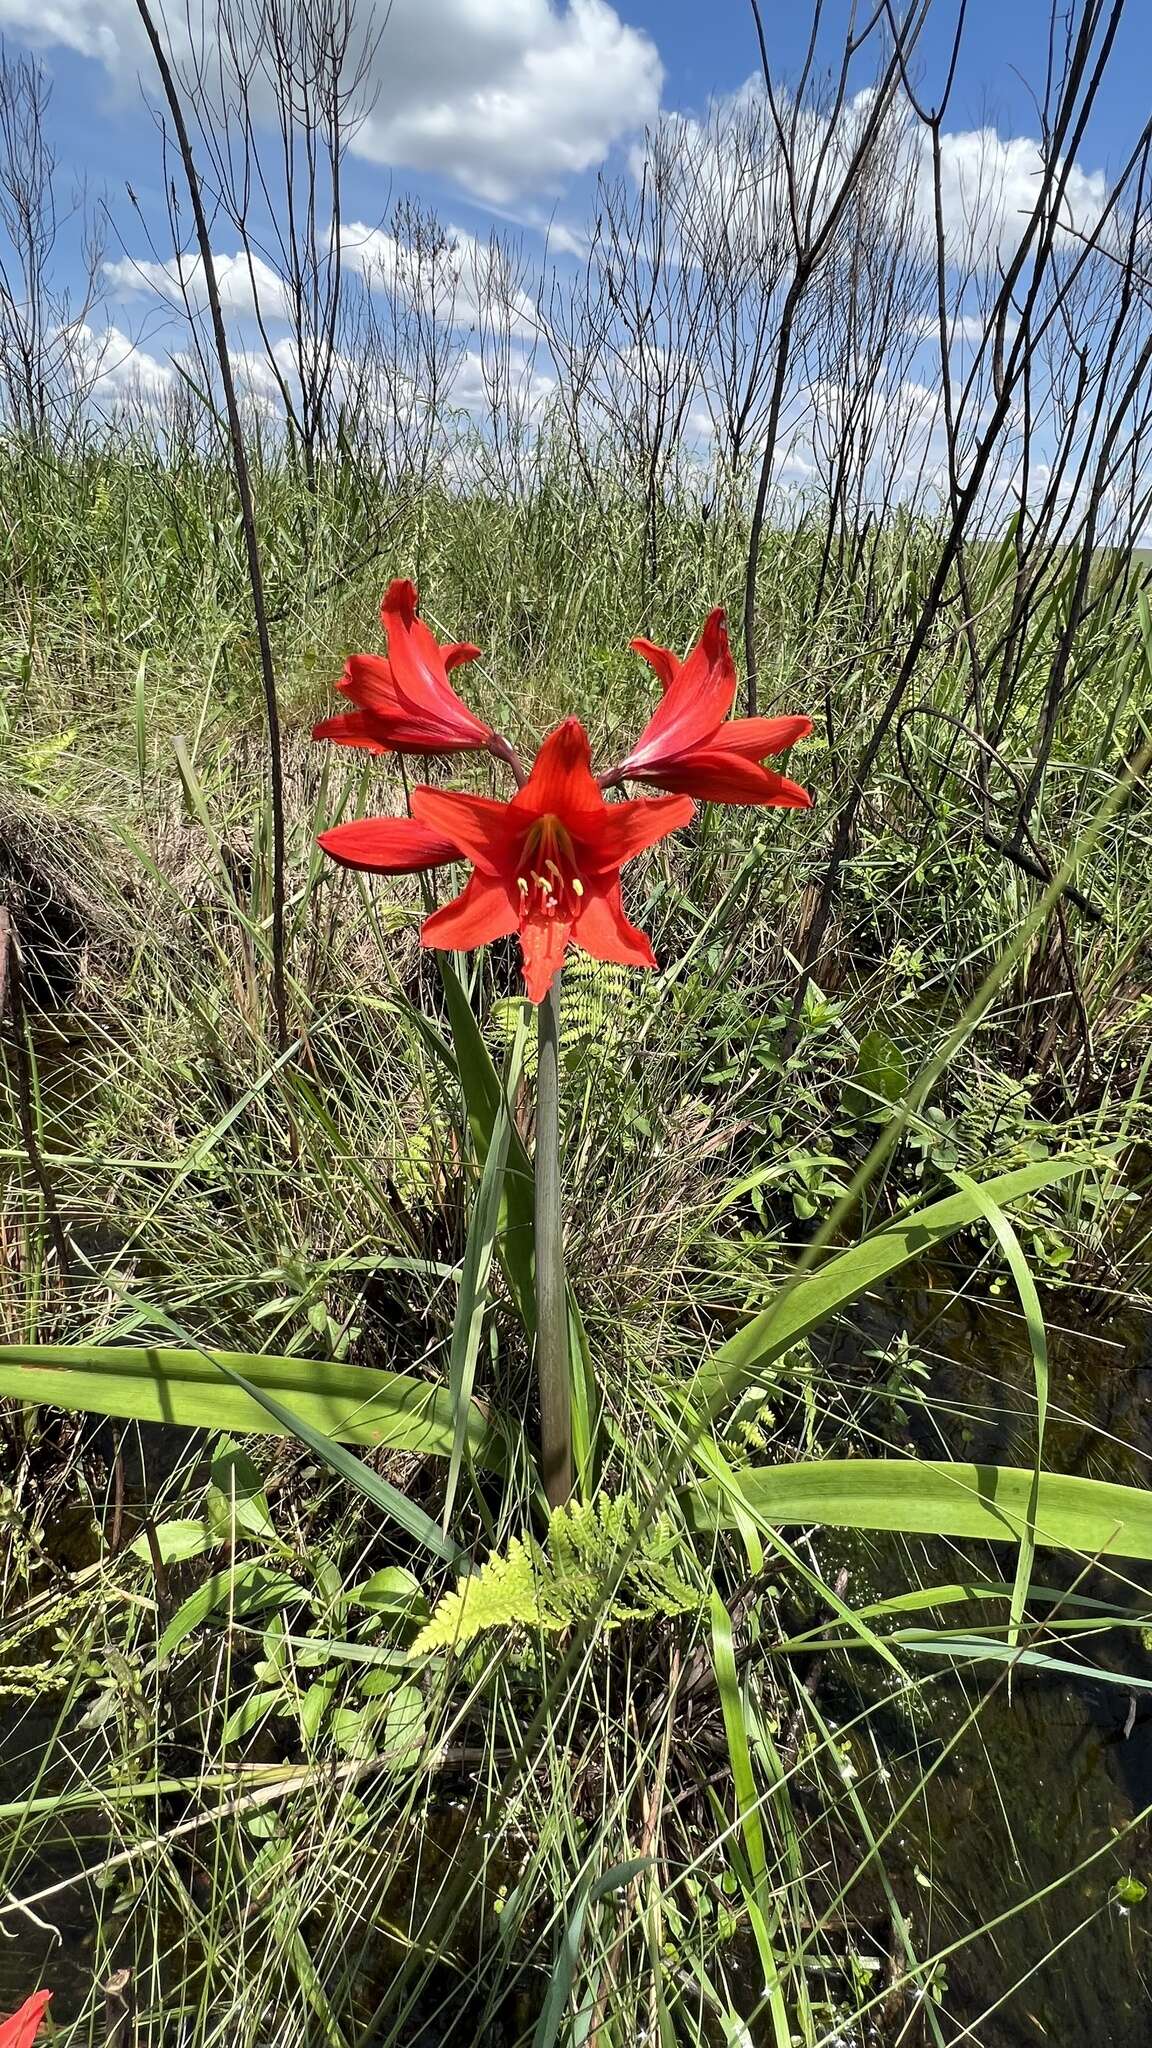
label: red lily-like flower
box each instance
[319,717,693,1003]
[610,608,812,807]
[312,579,492,757]
[0,1993,52,2048]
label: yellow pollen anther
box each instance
[517,876,529,894]
[572,878,584,897]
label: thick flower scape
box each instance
[314,583,811,1002]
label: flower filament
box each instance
[516,816,584,920]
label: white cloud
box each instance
[352,0,662,203]
[451,346,556,420]
[0,0,661,204]
[0,0,124,61]
[67,321,176,405]
[535,218,589,260]
[104,250,291,324]
[634,80,1108,279]
[923,127,1108,266]
[340,222,537,336]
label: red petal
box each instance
[518,912,573,1003]
[573,884,657,971]
[632,753,812,807]
[311,710,391,756]
[620,609,735,772]
[333,653,490,751]
[513,718,602,821]
[381,582,491,747]
[341,654,402,720]
[444,642,482,672]
[410,786,517,878]
[590,792,694,870]
[712,715,813,759]
[629,636,680,694]
[380,578,420,630]
[0,1994,53,2048]
[317,817,461,873]
[421,872,519,951]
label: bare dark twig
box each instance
[132,0,288,1050]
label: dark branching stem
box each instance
[535,979,573,1510]
[133,0,288,1051]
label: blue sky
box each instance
[0,0,1148,396]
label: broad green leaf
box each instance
[206,1439,277,1543]
[696,1154,1095,1417]
[299,1672,339,1744]
[0,1343,506,1468]
[844,1028,909,1119]
[709,1590,792,2047]
[222,1689,284,1746]
[890,1633,1152,1690]
[128,1519,214,1566]
[157,1564,300,1663]
[344,1567,427,1621]
[384,1682,425,1768]
[948,1170,1048,1650]
[687,1458,1152,1561]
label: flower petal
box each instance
[632,753,812,807]
[311,710,391,756]
[589,792,695,870]
[444,642,482,672]
[410,786,518,877]
[381,580,491,746]
[573,884,657,971]
[420,872,519,951]
[317,817,461,873]
[513,717,602,821]
[629,636,680,694]
[621,609,735,772]
[518,912,573,1003]
[0,1993,53,2048]
[711,715,813,759]
[340,654,402,720]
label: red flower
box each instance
[611,608,812,807]
[312,579,492,757]
[0,1994,52,2048]
[319,717,693,1003]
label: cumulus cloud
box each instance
[104,250,291,324]
[340,222,537,336]
[0,0,661,204]
[634,79,1109,276]
[68,321,176,405]
[923,126,1108,266]
[351,0,661,203]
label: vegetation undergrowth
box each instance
[3,0,1152,2037]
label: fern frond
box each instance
[413,1496,700,1656]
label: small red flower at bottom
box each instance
[318,718,693,1003]
[0,1993,52,2048]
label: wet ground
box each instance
[819,1279,1152,2045]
